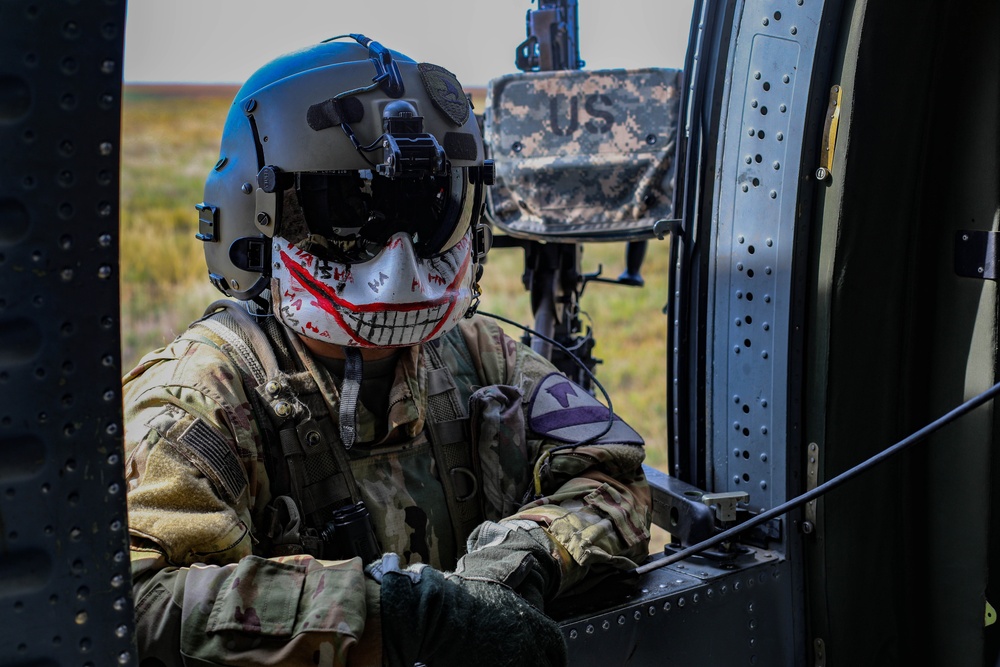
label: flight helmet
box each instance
[197,34,494,348]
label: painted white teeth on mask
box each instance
[346,304,448,344]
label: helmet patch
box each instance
[419,63,470,126]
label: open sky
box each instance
[123,0,694,88]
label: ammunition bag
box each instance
[485,67,682,242]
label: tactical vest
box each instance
[188,300,486,568]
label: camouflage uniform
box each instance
[124,313,651,665]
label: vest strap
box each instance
[424,342,484,557]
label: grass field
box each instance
[120,84,672,474]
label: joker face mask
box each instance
[270,167,480,348]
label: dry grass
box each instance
[120,84,671,477]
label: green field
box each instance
[120,84,672,472]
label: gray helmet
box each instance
[196,34,494,305]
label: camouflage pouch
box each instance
[182,555,373,665]
[470,385,533,520]
[485,67,682,242]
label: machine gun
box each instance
[487,0,664,390]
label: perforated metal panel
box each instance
[707,0,827,512]
[0,1,135,665]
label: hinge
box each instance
[803,442,820,534]
[813,637,827,667]
[955,230,1000,280]
[815,85,842,181]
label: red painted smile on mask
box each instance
[280,247,471,347]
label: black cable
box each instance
[479,309,615,450]
[633,378,1000,575]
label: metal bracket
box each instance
[195,202,218,242]
[955,230,1000,280]
[804,442,820,533]
[701,491,749,523]
[644,464,716,547]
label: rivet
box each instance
[274,401,292,417]
[265,381,280,395]
[230,279,240,290]
[306,431,321,446]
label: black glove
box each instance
[369,554,567,667]
[452,520,562,611]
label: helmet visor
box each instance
[280,167,475,264]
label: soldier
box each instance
[123,34,651,666]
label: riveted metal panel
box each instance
[559,554,795,665]
[707,0,826,512]
[0,1,135,665]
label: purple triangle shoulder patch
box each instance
[527,373,644,446]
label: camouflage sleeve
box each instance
[457,316,652,596]
[123,335,381,665]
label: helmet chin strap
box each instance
[339,347,364,449]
